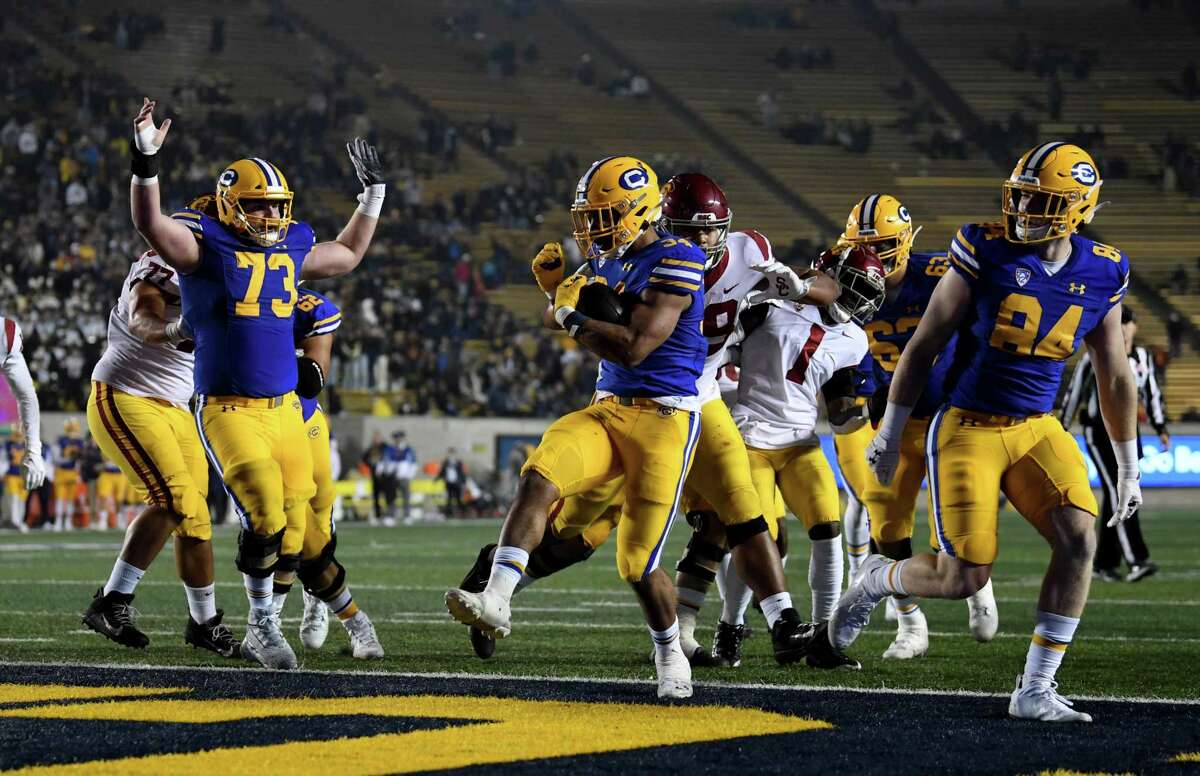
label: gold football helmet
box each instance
[570,156,662,260]
[188,193,219,218]
[215,158,294,246]
[839,194,919,277]
[1002,142,1102,243]
[63,417,81,437]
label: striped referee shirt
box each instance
[1060,345,1167,433]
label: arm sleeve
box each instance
[0,349,41,455]
[1059,351,1092,426]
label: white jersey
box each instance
[732,303,868,450]
[696,229,775,403]
[0,315,41,454]
[91,252,195,408]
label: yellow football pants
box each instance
[302,409,336,561]
[87,382,210,539]
[926,407,1098,565]
[96,471,124,501]
[52,469,78,503]
[4,474,26,500]
[522,397,700,582]
[833,421,874,504]
[746,444,841,535]
[862,418,931,547]
[196,393,315,545]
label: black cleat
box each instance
[460,544,497,659]
[82,588,149,649]
[184,609,241,658]
[712,621,747,667]
[770,607,817,665]
[805,621,862,670]
[685,643,721,667]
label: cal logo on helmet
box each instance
[1002,142,1103,244]
[838,194,921,278]
[571,156,663,261]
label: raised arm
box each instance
[128,98,201,273]
[300,138,386,280]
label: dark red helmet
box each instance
[660,172,732,268]
[817,244,886,325]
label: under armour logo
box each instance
[222,405,236,412]
[1069,282,1086,295]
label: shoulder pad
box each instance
[737,229,774,264]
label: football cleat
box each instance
[445,589,512,638]
[342,611,384,659]
[883,611,929,660]
[242,609,298,670]
[82,588,149,649]
[458,544,497,659]
[770,608,818,666]
[184,609,240,658]
[655,644,694,700]
[712,621,747,667]
[1008,675,1092,723]
[1093,567,1122,582]
[805,621,862,670]
[829,555,889,650]
[1125,562,1157,583]
[967,579,999,642]
[299,590,329,650]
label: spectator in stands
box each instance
[391,431,418,521]
[438,448,466,518]
[209,17,225,54]
[757,91,779,130]
[1170,264,1189,290]
[575,53,596,88]
[1167,311,1185,359]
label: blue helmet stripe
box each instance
[861,194,880,232]
[251,157,280,188]
[1023,142,1065,176]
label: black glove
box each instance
[346,136,386,187]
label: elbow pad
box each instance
[296,357,325,399]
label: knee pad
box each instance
[776,519,789,559]
[878,537,913,561]
[675,532,726,583]
[725,515,769,548]
[807,521,842,542]
[298,551,346,599]
[527,522,595,579]
[236,526,284,578]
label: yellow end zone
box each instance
[0,684,189,705]
[2,690,831,774]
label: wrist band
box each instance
[356,183,386,218]
[131,174,158,186]
[130,144,159,178]
[1112,437,1140,480]
[554,306,589,337]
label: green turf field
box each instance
[1,507,1197,701]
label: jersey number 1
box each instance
[988,293,1082,360]
[785,325,825,385]
[234,251,297,318]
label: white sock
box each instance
[486,546,529,603]
[760,591,793,629]
[271,591,289,615]
[865,558,908,598]
[649,619,680,661]
[1023,610,1079,686]
[185,584,218,623]
[103,559,145,596]
[243,573,274,616]
[714,554,729,602]
[676,586,705,647]
[719,557,752,626]
[894,595,923,627]
[809,537,843,621]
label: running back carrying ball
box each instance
[576,282,628,325]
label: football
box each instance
[577,281,628,325]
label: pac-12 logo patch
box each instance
[1015,268,1032,287]
[218,168,238,187]
[1070,162,1097,185]
[619,168,649,190]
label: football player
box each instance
[839,195,998,659]
[282,287,383,659]
[128,97,386,669]
[0,316,46,531]
[94,457,126,530]
[718,247,882,667]
[453,172,843,672]
[52,418,84,531]
[837,143,1138,723]
[447,157,732,699]
[82,235,238,659]
[831,354,876,582]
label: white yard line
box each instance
[0,659,1194,706]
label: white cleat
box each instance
[343,610,384,659]
[655,645,693,700]
[882,615,929,660]
[1008,675,1092,723]
[829,554,889,650]
[967,579,999,642]
[884,596,898,622]
[300,590,329,649]
[242,609,298,670]
[445,589,512,638]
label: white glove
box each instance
[22,450,46,491]
[1107,477,1143,527]
[744,262,813,306]
[865,433,900,486]
[133,97,171,155]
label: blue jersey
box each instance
[863,251,959,419]
[171,210,316,397]
[292,289,342,421]
[55,437,83,470]
[946,222,1129,417]
[590,234,706,403]
[5,440,24,476]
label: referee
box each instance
[1060,307,1169,582]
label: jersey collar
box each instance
[705,248,731,290]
